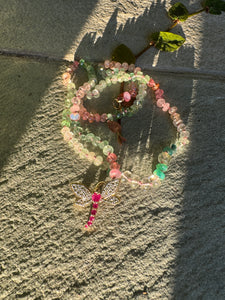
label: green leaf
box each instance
[111,44,136,64]
[168,2,189,21]
[151,31,185,52]
[202,0,225,14]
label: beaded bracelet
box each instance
[62,60,190,229]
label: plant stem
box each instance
[135,8,205,60]
[167,20,179,31]
[135,43,154,60]
[188,8,205,18]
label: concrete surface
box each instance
[0,1,225,299]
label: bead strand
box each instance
[62,59,190,189]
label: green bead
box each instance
[86,133,95,142]
[163,146,173,156]
[111,75,118,84]
[64,99,71,107]
[99,80,107,88]
[153,169,165,180]
[156,163,168,172]
[61,120,71,127]
[171,144,177,152]
[92,136,101,147]
[106,69,112,77]
[67,91,74,99]
[62,109,70,117]
[67,82,76,90]
[105,77,112,86]
[99,140,109,149]
[80,134,86,141]
[107,114,113,121]
[79,59,85,65]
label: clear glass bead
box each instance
[93,156,103,166]
[98,140,109,149]
[103,145,114,156]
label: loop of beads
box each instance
[61,59,190,188]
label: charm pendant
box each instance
[71,178,121,229]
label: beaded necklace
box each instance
[61,59,190,229]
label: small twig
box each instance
[135,43,154,60]
[167,20,179,31]
[188,8,205,18]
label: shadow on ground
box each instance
[0,1,99,173]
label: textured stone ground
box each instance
[0,1,225,299]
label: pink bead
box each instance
[110,162,120,170]
[156,98,166,108]
[134,67,141,74]
[107,153,117,163]
[104,60,110,68]
[177,123,186,132]
[162,102,170,112]
[109,61,115,69]
[85,224,88,228]
[82,112,89,120]
[121,62,129,71]
[92,192,101,202]
[95,113,101,122]
[128,64,135,72]
[100,113,107,122]
[155,89,164,98]
[123,91,131,102]
[83,82,91,91]
[91,210,97,215]
[87,221,92,226]
[76,89,85,98]
[109,169,122,179]
[71,97,81,105]
[70,104,80,112]
[115,62,121,69]
[79,105,86,115]
[88,114,95,123]
[89,216,95,221]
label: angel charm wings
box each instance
[71,178,121,229]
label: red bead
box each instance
[107,152,117,163]
[147,78,155,87]
[110,162,120,169]
[91,210,97,215]
[87,221,92,226]
[89,216,95,221]
[92,203,98,209]
[92,192,101,202]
